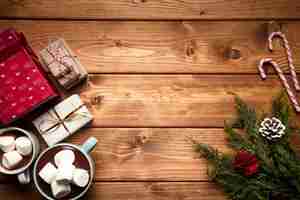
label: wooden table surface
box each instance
[1,1,300,199]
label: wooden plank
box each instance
[69,128,230,181]
[0,20,300,73]
[0,182,226,200]
[3,128,298,182]
[0,0,299,20]
[1,128,230,182]
[59,128,300,181]
[77,74,300,127]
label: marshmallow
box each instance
[2,151,23,169]
[72,168,90,188]
[15,136,32,156]
[51,180,71,199]
[54,150,75,168]
[0,136,15,153]
[56,164,75,184]
[39,162,58,184]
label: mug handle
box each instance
[81,137,98,154]
[17,169,30,184]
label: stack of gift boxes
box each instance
[0,28,93,146]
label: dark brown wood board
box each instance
[0,0,299,20]
[79,74,300,127]
[0,182,226,200]
[0,20,300,74]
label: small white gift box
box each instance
[33,95,93,146]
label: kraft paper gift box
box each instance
[0,29,58,125]
[40,39,88,90]
[33,94,93,146]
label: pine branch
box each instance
[193,143,219,163]
[224,123,254,152]
[272,92,291,126]
[232,95,258,139]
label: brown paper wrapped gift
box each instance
[40,39,88,89]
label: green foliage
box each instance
[194,93,300,200]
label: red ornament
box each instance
[233,150,259,176]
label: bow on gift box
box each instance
[37,102,91,135]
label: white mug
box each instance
[0,127,40,184]
[33,137,97,200]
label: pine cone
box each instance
[259,117,285,141]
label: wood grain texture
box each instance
[0,0,300,20]
[1,20,300,73]
[2,127,300,183]
[68,128,229,181]
[0,182,227,200]
[1,128,229,182]
[77,74,300,127]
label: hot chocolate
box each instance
[35,145,91,199]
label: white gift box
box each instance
[33,95,93,146]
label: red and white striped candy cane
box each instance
[268,32,300,91]
[258,58,300,112]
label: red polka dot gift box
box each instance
[0,29,58,125]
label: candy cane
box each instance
[268,32,300,91]
[258,58,300,112]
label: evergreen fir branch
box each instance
[272,92,291,126]
[224,123,254,152]
[232,95,258,139]
[193,143,219,164]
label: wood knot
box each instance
[130,135,147,148]
[225,47,242,60]
[115,40,122,47]
[185,40,198,60]
[90,95,103,108]
[199,10,206,16]
[186,45,195,57]
[132,0,146,3]
[9,0,25,5]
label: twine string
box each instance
[38,102,91,135]
[45,41,77,79]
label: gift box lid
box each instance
[0,29,59,125]
[0,29,22,59]
[54,94,83,120]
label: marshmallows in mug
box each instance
[56,164,76,184]
[15,137,32,156]
[54,150,75,168]
[51,180,71,199]
[2,151,23,169]
[72,168,90,188]
[38,149,90,199]
[0,135,33,170]
[39,162,58,184]
[0,136,16,153]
